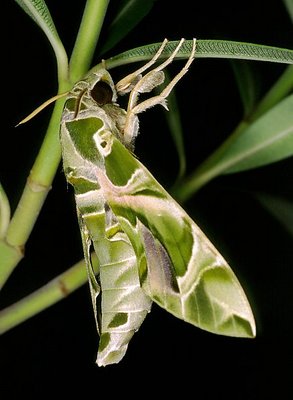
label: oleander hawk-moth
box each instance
[60,39,256,366]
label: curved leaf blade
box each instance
[251,65,293,121]
[172,93,293,202]
[231,60,260,118]
[196,40,293,63]
[15,0,57,38]
[99,0,156,55]
[223,94,293,173]
[106,39,293,70]
[283,0,293,22]
[15,0,68,78]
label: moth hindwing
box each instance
[60,38,255,366]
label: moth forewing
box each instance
[96,145,256,339]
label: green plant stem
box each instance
[0,1,109,289]
[69,0,110,83]
[172,64,293,203]
[0,254,98,334]
[0,97,67,289]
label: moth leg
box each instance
[123,38,196,145]
[126,38,186,111]
[116,39,169,95]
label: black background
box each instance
[2,0,293,398]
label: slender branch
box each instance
[0,97,67,289]
[0,254,98,334]
[69,0,110,83]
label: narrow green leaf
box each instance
[252,65,293,121]
[15,0,57,39]
[231,60,259,118]
[256,193,293,237]
[172,95,293,202]
[99,0,156,55]
[283,0,293,22]
[14,0,68,80]
[106,40,293,70]
[223,94,293,173]
[0,184,10,239]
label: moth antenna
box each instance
[16,91,69,126]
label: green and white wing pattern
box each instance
[97,154,255,338]
[60,39,256,366]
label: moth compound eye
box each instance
[90,81,113,106]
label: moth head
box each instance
[16,69,117,126]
